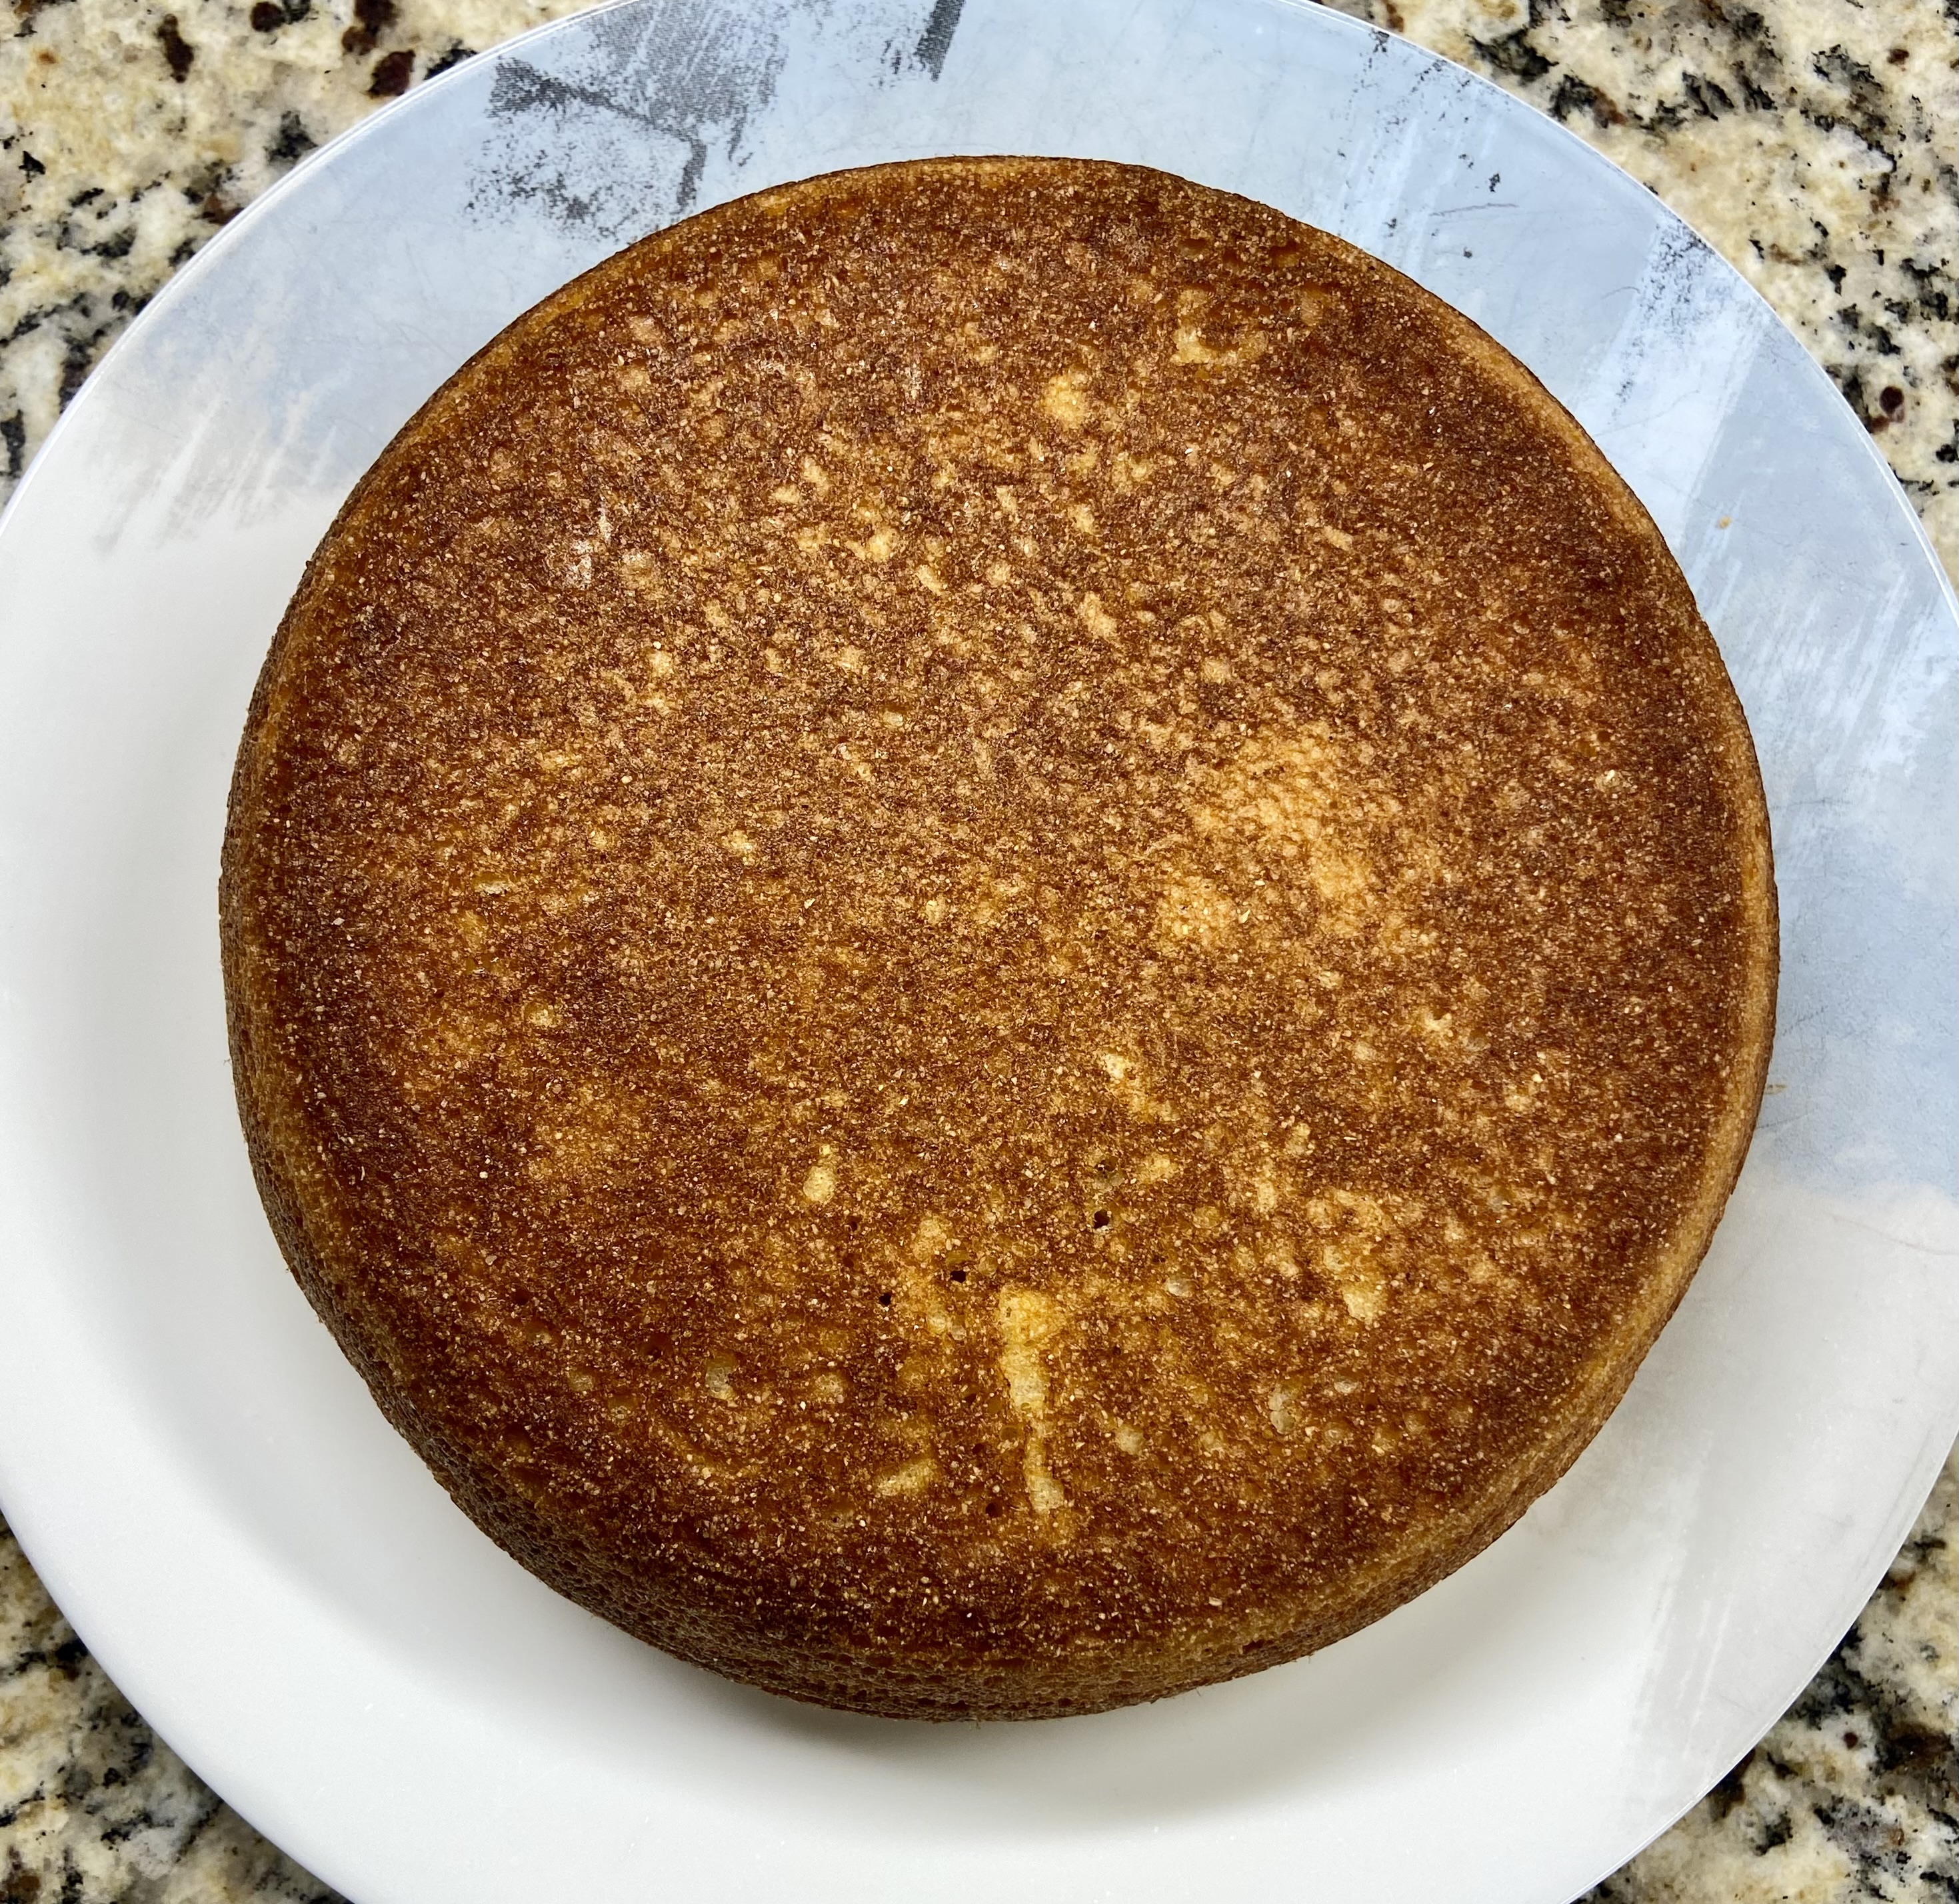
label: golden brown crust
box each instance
[221,157,1776,1719]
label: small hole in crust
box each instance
[877,1291,893,1307]
[1092,1209,1111,1229]
[949,1268,967,1281]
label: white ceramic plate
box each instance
[1,2,1954,1899]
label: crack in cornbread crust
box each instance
[221,157,1776,1720]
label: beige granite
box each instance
[1,1,1954,1899]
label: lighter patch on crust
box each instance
[801,1149,838,1204]
[875,1456,938,1497]
[1308,1189,1424,1325]
[1196,729,1378,931]
[1156,867,1238,950]
[998,1288,1066,1513]
[1042,370,1091,429]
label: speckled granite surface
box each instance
[1,2,1955,1900]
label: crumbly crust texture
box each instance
[221,157,1776,1719]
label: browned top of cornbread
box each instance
[221,157,1775,1719]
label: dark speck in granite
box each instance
[339,0,394,55]
[249,4,282,33]
[367,44,411,93]
[265,108,313,166]
[155,10,193,80]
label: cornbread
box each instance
[220,157,1776,1719]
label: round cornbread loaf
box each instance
[221,157,1776,1720]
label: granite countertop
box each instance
[1,1,1954,1899]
